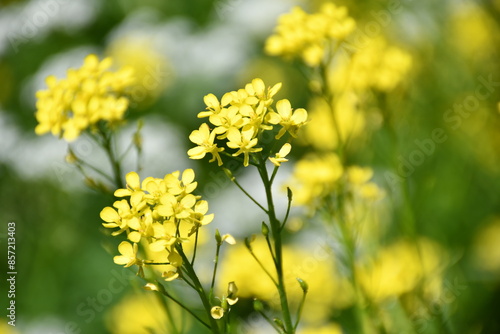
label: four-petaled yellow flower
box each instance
[188,123,225,166]
[226,127,262,167]
[114,241,140,267]
[267,99,308,139]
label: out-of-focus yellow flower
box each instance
[356,238,447,303]
[106,291,188,334]
[0,319,18,334]
[449,4,498,61]
[288,153,344,207]
[35,54,135,141]
[299,323,343,334]
[332,37,412,92]
[106,36,171,107]
[218,238,354,323]
[265,4,356,66]
[189,79,307,167]
[302,94,365,151]
[472,218,500,273]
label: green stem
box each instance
[229,175,268,213]
[258,161,294,333]
[157,289,211,330]
[177,246,221,334]
[210,243,222,293]
[154,290,180,334]
[246,246,278,286]
[99,128,124,189]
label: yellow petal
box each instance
[126,171,140,190]
[118,241,134,256]
[100,207,120,222]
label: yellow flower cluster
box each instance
[218,238,354,324]
[100,169,213,276]
[35,54,135,141]
[356,238,447,303]
[265,4,356,66]
[288,155,384,211]
[302,94,366,151]
[188,78,307,167]
[331,37,412,92]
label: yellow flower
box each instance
[287,153,343,208]
[106,36,171,108]
[188,79,306,167]
[188,123,225,166]
[101,169,214,272]
[267,99,308,139]
[114,241,140,267]
[472,218,500,273]
[331,37,412,92]
[226,126,262,166]
[356,238,447,303]
[265,4,355,66]
[156,193,196,219]
[35,54,135,141]
[269,143,292,166]
[164,169,198,196]
[198,93,233,118]
[218,238,354,323]
[114,171,143,197]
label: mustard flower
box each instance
[269,143,292,167]
[114,241,140,267]
[35,54,135,141]
[267,99,308,139]
[198,93,233,118]
[188,123,225,166]
[156,193,196,219]
[265,4,355,66]
[188,79,307,167]
[114,171,143,197]
[164,169,198,196]
[226,127,262,167]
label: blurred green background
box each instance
[1,0,500,333]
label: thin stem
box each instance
[258,310,285,334]
[269,165,279,185]
[229,176,268,213]
[246,247,278,286]
[280,193,293,232]
[154,290,180,334]
[98,127,124,189]
[293,290,308,331]
[264,233,277,268]
[177,246,221,334]
[77,158,115,183]
[191,229,200,265]
[257,160,294,333]
[157,289,211,330]
[210,243,222,293]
